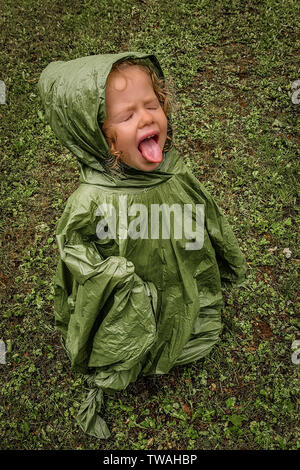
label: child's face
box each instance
[103,66,168,172]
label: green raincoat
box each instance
[38,52,247,439]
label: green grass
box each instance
[0,0,299,450]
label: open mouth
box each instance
[138,133,159,149]
[137,133,162,163]
[138,134,162,163]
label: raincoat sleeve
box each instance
[53,193,158,375]
[200,183,247,287]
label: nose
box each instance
[138,108,153,128]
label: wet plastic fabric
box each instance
[38,52,247,438]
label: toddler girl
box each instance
[38,52,247,438]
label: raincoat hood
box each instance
[38,52,177,188]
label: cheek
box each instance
[119,125,136,144]
[160,114,168,137]
[114,128,133,152]
[158,110,167,129]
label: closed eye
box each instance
[123,114,133,121]
[146,101,159,109]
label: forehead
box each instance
[105,66,155,104]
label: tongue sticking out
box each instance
[138,137,162,163]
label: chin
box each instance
[139,161,160,172]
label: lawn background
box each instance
[0,0,299,450]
